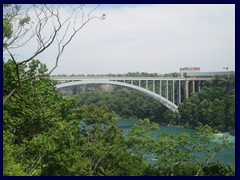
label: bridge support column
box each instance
[179,80,181,104]
[185,80,189,99]
[172,80,175,104]
[153,80,155,93]
[192,80,195,93]
[159,80,162,96]
[139,80,141,87]
[146,80,148,90]
[166,80,168,100]
[131,80,133,85]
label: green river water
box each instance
[117,119,235,165]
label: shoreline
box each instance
[118,118,235,136]
[162,123,235,136]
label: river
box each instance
[117,119,235,165]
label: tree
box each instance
[178,76,235,132]
[3,130,26,176]
[126,120,234,176]
[4,60,150,175]
[3,4,106,105]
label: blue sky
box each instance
[5,4,235,75]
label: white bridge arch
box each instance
[56,80,179,112]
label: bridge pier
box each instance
[184,79,205,100]
[159,80,162,96]
[166,80,168,100]
[172,80,175,104]
[198,81,201,92]
[185,80,189,99]
[192,80,195,93]
[179,80,181,104]
[153,80,155,93]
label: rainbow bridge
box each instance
[52,76,215,112]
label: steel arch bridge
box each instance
[53,76,213,113]
[56,80,179,112]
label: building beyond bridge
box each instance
[180,67,234,78]
[180,67,200,77]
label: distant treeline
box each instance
[52,72,180,77]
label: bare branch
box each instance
[21,74,46,83]
[88,4,100,20]
[81,5,85,25]
[3,5,34,51]
[48,5,105,75]
[3,4,106,105]
[27,153,43,176]
[3,88,17,105]
[92,146,113,173]
[16,145,30,156]
[6,48,21,84]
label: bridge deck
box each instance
[51,76,213,81]
[51,76,185,80]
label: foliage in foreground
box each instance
[3,60,235,176]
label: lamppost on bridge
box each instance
[223,66,229,79]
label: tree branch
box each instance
[3,4,106,105]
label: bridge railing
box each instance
[51,76,186,81]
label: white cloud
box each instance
[7,4,235,75]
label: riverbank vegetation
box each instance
[3,59,235,176]
[177,76,235,134]
[72,75,235,134]
[73,86,168,123]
